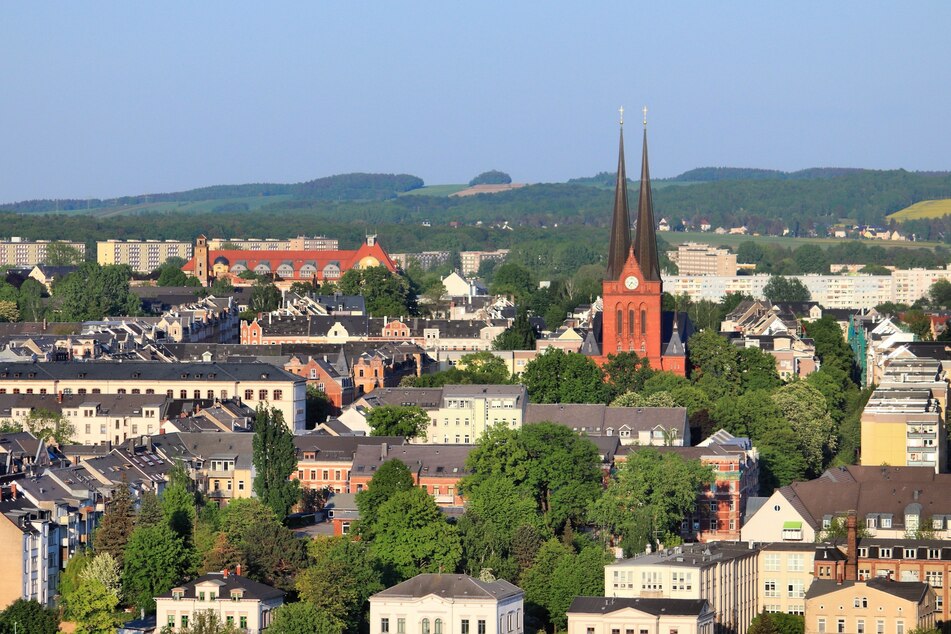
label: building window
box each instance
[398,619,405,634]
[880,548,892,558]
[478,620,486,634]
[788,580,804,598]
[837,619,845,634]
[274,390,283,400]
[788,554,804,572]
[245,389,253,400]
[877,621,885,634]
[765,553,780,571]
[641,309,647,334]
[382,618,390,633]
[764,580,778,597]
[616,309,623,336]
[240,616,247,629]
[858,621,865,634]
[259,389,268,400]
[422,618,431,634]
[818,619,826,634]
[926,570,943,587]
[881,516,892,528]
[434,619,442,634]
[628,309,635,337]
[896,622,904,634]
[182,616,189,628]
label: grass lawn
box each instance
[398,184,468,197]
[660,231,943,251]
[888,199,951,222]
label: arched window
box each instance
[641,308,647,335]
[422,618,430,634]
[434,619,443,634]
[629,308,635,337]
[616,309,623,336]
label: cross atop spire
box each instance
[643,105,648,128]
[619,106,624,126]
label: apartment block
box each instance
[758,543,820,615]
[605,542,759,634]
[0,239,86,267]
[460,249,509,276]
[390,251,452,271]
[96,240,192,273]
[0,498,59,609]
[804,579,936,634]
[860,358,947,472]
[668,243,738,276]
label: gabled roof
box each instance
[372,573,522,601]
[805,579,930,603]
[568,596,708,616]
[157,572,283,601]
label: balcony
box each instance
[207,489,233,499]
[907,431,937,439]
[207,469,234,478]
[433,494,456,505]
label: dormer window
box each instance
[172,589,184,600]
[231,590,243,601]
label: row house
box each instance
[241,314,508,352]
[742,465,951,544]
[292,435,402,494]
[526,403,690,446]
[0,362,307,432]
[0,431,52,477]
[350,442,472,507]
[155,296,240,343]
[277,293,366,317]
[148,433,255,506]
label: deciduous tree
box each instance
[268,602,343,634]
[123,523,190,612]
[252,406,300,518]
[367,405,431,438]
[355,459,415,539]
[239,520,308,591]
[521,349,605,404]
[70,579,119,634]
[0,599,59,634]
[296,537,383,631]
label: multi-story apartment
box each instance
[149,433,255,506]
[292,436,403,494]
[567,597,714,634]
[389,251,452,271]
[860,360,948,472]
[0,498,58,609]
[205,236,338,251]
[369,574,525,634]
[668,243,738,276]
[460,249,509,276]
[757,543,822,615]
[97,240,192,273]
[0,362,306,432]
[156,570,284,633]
[604,542,759,634]
[527,404,690,447]
[804,579,936,634]
[741,465,951,544]
[15,469,100,563]
[0,238,86,267]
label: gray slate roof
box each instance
[805,579,930,603]
[568,596,709,616]
[372,574,522,601]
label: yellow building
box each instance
[97,239,192,273]
[758,544,823,615]
[804,579,936,634]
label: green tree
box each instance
[296,537,383,631]
[463,423,602,531]
[804,316,856,376]
[155,260,198,287]
[239,520,308,591]
[59,549,91,619]
[92,482,136,567]
[21,408,74,445]
[136,490,165,528]
[219,498,278,545]
[762,275,811,303]
[772,381,838,477]
[69,580,119,634]
[521,539,606,631]
[250,280,282,313]
[930,278,951,308]
[369,487,463,581]
[53,263,140,321]
[201,532,245,575]
[268,602,343,634]
[0,301,19,322]
[457,350,512,383]
[750,611,805,634]
[489,263,534,300]
[80,552,122,601]
[0,599,59,634]
[44,242,84,266]
[469,170,512,186]
[521,349,605,404]
[338,266,414,316]
[611,391,677,409]
[687,330,741,398]
[123,523,190,612]
[162,461,197,544]
[305,384,334,426]
[161,610,240,634]
[16,278,45,322]
[355,459,415,539]
[367,405,431,438]
[252,406,300,518]
[589,447,713,550]
[493,308,537,350]
[738,346,781,392]
[901,309,933,341]
[603,351,655,400]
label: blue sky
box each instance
[1,2,949,202]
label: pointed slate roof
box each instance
[634,126,661,282]
[664,319,685,356]
[606,124,632,281]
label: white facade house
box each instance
[369,574,525,634]
[156,571,284,634]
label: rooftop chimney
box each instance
[223,568,229,578]
[236,563,242,577]
[845,512,858,581]
[381,443,388,460]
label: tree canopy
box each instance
[252,406,300,518]
[367,405,431,438]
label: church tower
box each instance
[600,107,664,368]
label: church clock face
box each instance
[624,276,639,290]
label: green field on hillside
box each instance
[888,199,951,222]
[662,231,942,251]
[398,184,467,197]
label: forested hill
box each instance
[0,173,424,213]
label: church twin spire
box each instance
[605,106,661,282]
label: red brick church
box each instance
[582,110,689,376]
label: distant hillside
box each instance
[668,166,876,182]
[0,172,424,213]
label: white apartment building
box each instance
[97,240,192,273]
[664,266,951,309]
[0,500,58,609]
[0,239,86,267]
[369,574,525,634]
[668,243,738,276]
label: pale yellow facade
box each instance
[758,546,816,615]
[0,240,85,267]
[205,236,338,251]
[805,582,936,634]
[97,239,192,273]
[156,577,283,634]
[422,386,527,445]
[566,604,714,634]
[861,416,919,468]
